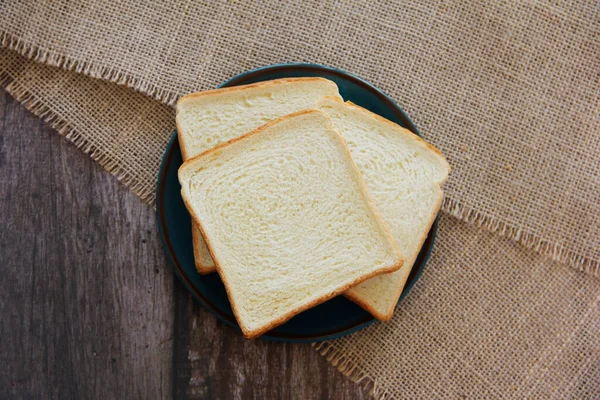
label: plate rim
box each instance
[156,63,439,342]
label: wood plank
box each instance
[175,290,367,400]
[0,92,365,399]
[0,92,174,399]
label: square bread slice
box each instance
[176,78,343,274]
[178,110,404,339]
[316,97,450,321]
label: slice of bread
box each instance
[317,97,449,321]
[178,110,404,339]
[176,78,342,273]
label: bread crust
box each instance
[191,225,214,274]
[177,77,338,103]
[177,79,335,160]
[177,79,341,271]
[175,117,191,162]
[324,96,450,183]
[179,110,404,339]
[343,191,443,321]
[317,96,449,321]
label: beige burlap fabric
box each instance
[317,213,600,399]
[1,1,599,398]
[0,48,174,202]
[1,0,598,273]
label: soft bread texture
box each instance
[192,227,214,269]
[176,78,342,273]
[178,110,404,339]
[316,97,450,321]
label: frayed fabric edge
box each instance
[1,30,181,106]
[1,35,598,276]
[0,70,157,204]
[313,341,397,400]
[442,197,599,277]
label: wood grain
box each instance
[0,91,366,399]
[0,91,174,399]
[174,291,367,400]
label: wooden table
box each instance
[0,92,366,399]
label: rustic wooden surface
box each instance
[0,91,366,399]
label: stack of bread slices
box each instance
[176,78,449,339]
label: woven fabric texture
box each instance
[0,48,174,202]
[1,1,599,398]
[1,0,598,272]
[1,44,598,400]
[316,213,600,399]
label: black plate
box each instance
[156,63,439,342]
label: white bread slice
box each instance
[176,78,343,273]
[317,97,449,321]
[178,110,404,339]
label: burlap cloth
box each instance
[1,1,598,398]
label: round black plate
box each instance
[156,63,439,342]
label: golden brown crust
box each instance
[175,116,191,162]
[343,189,444,321]
[180,116,215,273]
[178,79,341,272]
[180,109,321,168]
[343,290,393,322]
[327,126,405,268]
[177,77,337,104]
[344,99,445,158]
[242,255,403,339]
[179,110,404,339]
[176,79,338,161]
[191,226,215,274]
[317,96,449,321]
[321,96,450,182]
